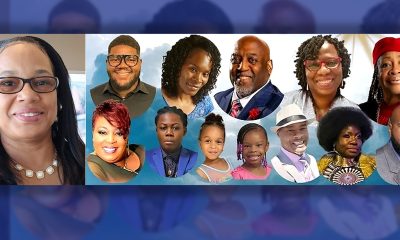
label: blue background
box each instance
[2,0,400,239]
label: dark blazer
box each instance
[214,81,283,120]
[377,142,400,185]
[146,147,198,177]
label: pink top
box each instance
[231,166,271,180]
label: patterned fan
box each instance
[331,167,365,185]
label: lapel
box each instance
[238,82,273,119]
[152,148,166,176]
[384,144,400,184]
[276,150,306,182]
[219,89,234,113]
[176,148,190,177]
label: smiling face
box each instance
[335,125,362,159]
[378,51,400,100]
[305,42,343,99]
[156,112,186,154]
[242,129,269,167]
[178,48,212,97]
[230,36,272,98]
[0,42,57,142]
[199,125,224,161]
[277,121,309,155]
[107,45,141,93]
[92,116,127,164]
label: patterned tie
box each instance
[164,156,176,177]
[230,99,242,118]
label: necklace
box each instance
[13,153,58,179]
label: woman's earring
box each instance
[340,80,346,89]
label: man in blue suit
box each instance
[214,35,283,120]
[377,105,400,185]
[147,106,197,178]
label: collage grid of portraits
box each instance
[82,33,398,185]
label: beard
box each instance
[108,69,140,92]
[235,85,254,98]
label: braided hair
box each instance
[161,34,221,104]
[294,35,351,97]
[237,123,269,166]
[199,113,225,141]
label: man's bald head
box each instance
[230,35,273,98]
[389,105,400,147]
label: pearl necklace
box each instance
[13,154,58,179]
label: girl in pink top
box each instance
[231,123,272,180]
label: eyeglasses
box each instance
[107,54,139,67]
[304,57,342,71]
[0,76,59,94]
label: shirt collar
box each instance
[102,79,151,97]
[232,79,270,108]
[161,147,182,162]
[281,147,305,163]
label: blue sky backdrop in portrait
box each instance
[86,34,394,185]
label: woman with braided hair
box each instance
[282,35,359,124]
[359,37,400,125]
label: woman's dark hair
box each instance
[155,106,188,129]
[92,100,131,139]
[199,113,225,141]
[361,0,400,33]
[0,36,84,185]
[294,35,351,97]
[317,107,373,152]
[237,123,268,166]
[365,65,382,105]
[161,34,221,104]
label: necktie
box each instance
[164,156,176,177]
[230,99,242,118]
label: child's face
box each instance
[199,125,225,160]
[242,129,269,166]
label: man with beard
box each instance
[90,35,156,118]
[270,104,319,183]
[214,35,283,120]
[377,105,400,185]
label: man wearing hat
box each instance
[271,104,319,183]
[360,37,400,125]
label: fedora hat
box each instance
[271,104,312,133]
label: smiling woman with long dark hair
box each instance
[0,36,84,185]
[160,35,221,119]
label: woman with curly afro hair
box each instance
[160,35,221,119]
[317,107,376,185]
[281,35,359,123]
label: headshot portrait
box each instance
[281,35,358,123]
[214,35,283,120]
[159,35,221,119]
[377,105,400,185]
[231,123,272,180]
[146,106,198,178]
[317,107,376,185]
[90,35,156,118]
[359,37,400,125]
[0,36,84,185]
[196,113,232,183]
[271,104,319,183]
[88,100,143,183]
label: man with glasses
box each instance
[214,35,283,120]
[90,35,156,118]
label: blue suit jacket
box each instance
[146,147,198,177]
[214,81,283,120]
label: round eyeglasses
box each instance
[0,76,59,94]
[304,57,342,71]
[107,54,139,67]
